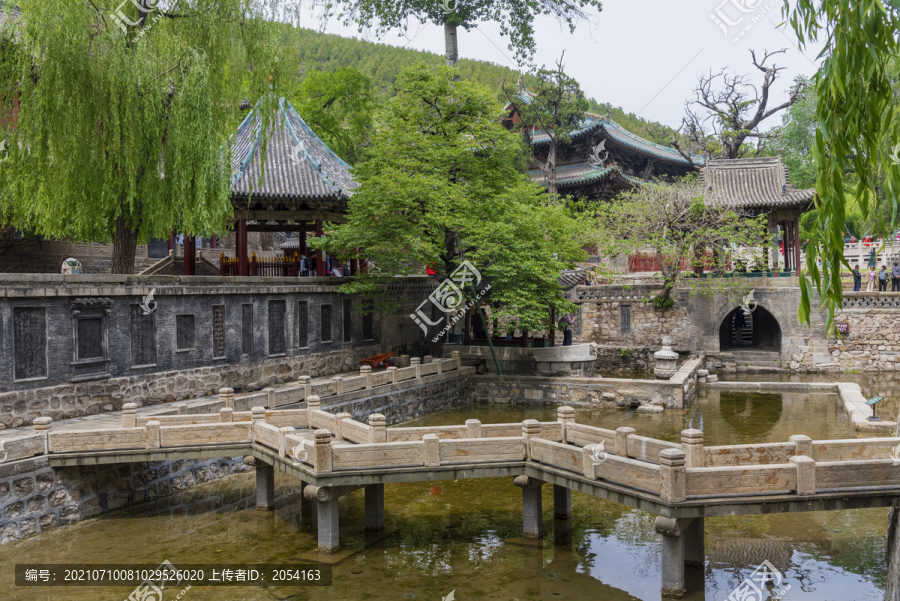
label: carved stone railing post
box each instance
[615,426,636,457]
[681,429,704,468]
[122,403,137,428]
[452,351,461,371]
[659,449,686,503]
[145,419,161,449]
[306,395,321,425]
[33,417,52,454]
[790,455,816,495]
[423,355,433,364]
[582,444,599,480]
[790,434,812,457]
[263,387,275,409]
[557,406,575,443]
[334,412,351,440]
[251,406,266,422]
[315,429,333,473]
[411,357,421,379]
[465,419,482,439]
[332,376,344,395]
[368,413,387,443]
[279,426,295,457]
[388,366,398,384]
[173,403,187,415]
[218,387,234,409]
[522,419,541,459]
[298,376,312,401]
[360,365,373,389]
[219,407,233,423]
[423,434,440,467]
[436,357,443,374]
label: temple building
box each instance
[702,156,816,273]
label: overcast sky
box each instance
[305,0,825,131]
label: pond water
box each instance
[0,391,891,601]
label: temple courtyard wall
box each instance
[0,275,433,430]
[572,280,900,373]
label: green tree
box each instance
[0,1,291,273]
[293,67,375,165]
[785,0,900,331]
[505,53,589,201]
[327,0,602,67]
[766,76,816,189]
[586,179,768,301]
[313,64,585,332]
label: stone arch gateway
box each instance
[718,305,783,351]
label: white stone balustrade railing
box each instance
[5,404,900,504]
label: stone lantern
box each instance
[654,336,679,380]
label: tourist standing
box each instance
[852,266,862,291]
[561,314,575,346]
[893,262,900,291]
[733,311,747,346]
[880,265,888,291]
[867,266,877,291]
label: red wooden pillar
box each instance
[299,229,308,257]
[315,219,327,277]
[793,215,802,273]
[350,247,359,276]
[769,214,779,276]
[519,329,528,348]
[167,231,174,253]
[210,234,217,250]
[183,235,196,275]
[237,219,248,276]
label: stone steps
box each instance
[730,350,783,369]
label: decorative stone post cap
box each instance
[368,413,386,426]
[360,365,373,373]
[218,387,234,394]
[661,335,673,346]
[680,429,704,443]
[314,429,332,442]
[465,418,482,426]
[122,403,137,412]
[659,448,686,466]
[298,376,312,383]
[33,417,53,430]
[557,406,576,420]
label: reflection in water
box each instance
[0,395,890,601]
[718,392,783,439]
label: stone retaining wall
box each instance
[0,345,382,430]
[826,307,900,371]
[0,455,251,545]
[472,358,701,410]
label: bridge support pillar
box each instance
[655,516,697,598]
[683,517,704,567]
[317,498,340,553]
[514,475,544,538]
[255,461,275,511]
[552,484,571,520]
[365,484,384,531]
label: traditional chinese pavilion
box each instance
[504,90,705,201]
[211,96,358,276]
[703,156,816,272]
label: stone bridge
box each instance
[3,376,900,597]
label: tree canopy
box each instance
[784,0,900,331]
[312,64,585,333]
[0,0,291,273]
[327,0,602,67]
